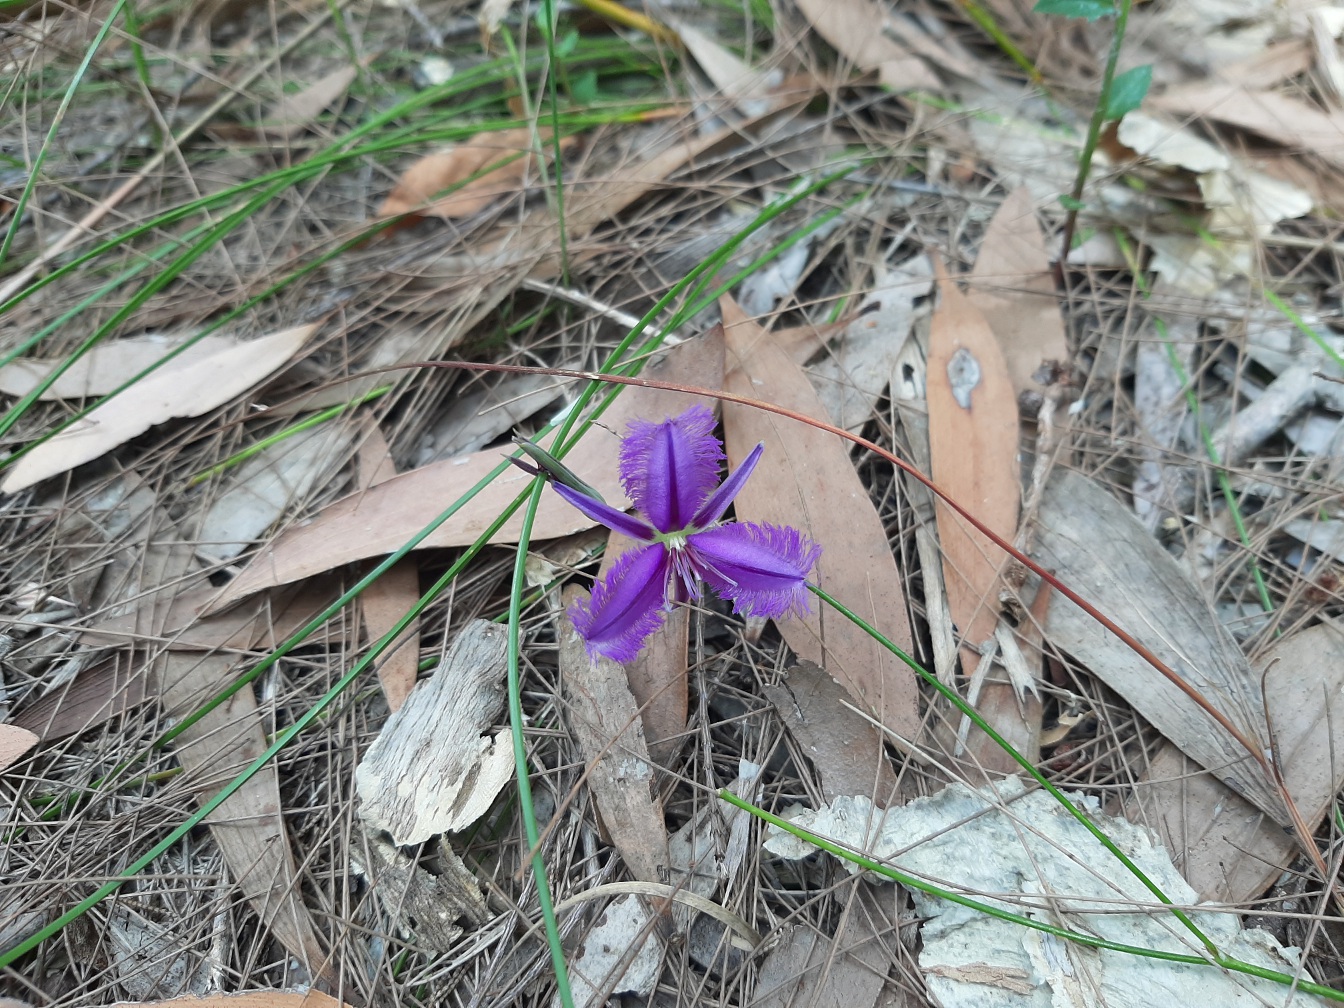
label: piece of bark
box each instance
[891,337,959,690]
[966,187,1068,402]
[804,258,932,431]
[1131,311,1195,531]
[558,588,668,884]
[1127,620,1344,903]
[721,295,920,745]
[763,660,900,805]
[926,263,1025,775]
[1210,362,1316,466]
[355,620,513,844]
[351,832,486,951]
[1033,468,1282,822]
[356,427,421,712]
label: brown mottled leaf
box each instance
[720,295,919,744]
[209,331,726,611]
[927,261,1020,652]
[926,261,1026,774]
[966,187,1068,399]
[558,587,669,884]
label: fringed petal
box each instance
[570,543,671,663]
[619,404,723,533]
[686,522,820,619]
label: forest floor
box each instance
[3,0,1344,1006]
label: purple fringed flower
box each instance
[548,404,821,663]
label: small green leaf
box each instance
[569,69,599,106]
[1058,194,1086,211]
[1105,64,1152,120]
[1033,0,1114,20]
[556,28,580,58]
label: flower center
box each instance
[653,525,708,551]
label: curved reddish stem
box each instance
[271,359,1323,851]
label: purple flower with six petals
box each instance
[549,404,821,662]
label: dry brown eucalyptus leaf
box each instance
[1033,468,1282,821]
[1,325,316,493]
[926,260,1027,773]
[762,660,900,804]
[355,426,421,712]
[720,295,920,745]
[0,725,37,772]
[1128,620,1344,903]
[794,0,937,91]
[378,126,573,219]
[926,260,1020,655]
[966,187,1068,400]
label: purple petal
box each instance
[551,483,656,542]
[686,522,821,619]
[570,543,671,663]
[619,404,724,533]
[690,441,764,527]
